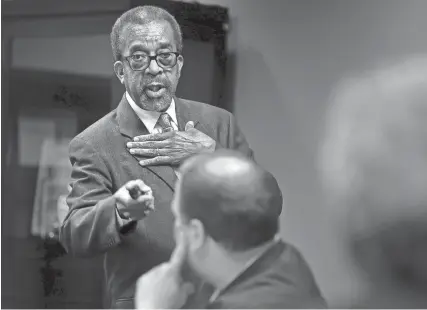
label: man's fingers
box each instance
[169,230,188,270]
[133,131,174,142]
[124,179,150,200]
[124,179,144,191]
[135,179,152,194]
[137,263,167,288]
[139,156,171,167]
[185,121,195,131]
[130,148,169,157]
[127,140,170,149]
[136,193,155,210]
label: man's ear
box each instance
[113,61,125,85]
[177,54,184,77]
[188,218,206,251]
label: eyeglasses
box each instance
[124,52,180,71]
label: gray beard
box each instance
[141,91,173,112]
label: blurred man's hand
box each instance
[135,231,195,309]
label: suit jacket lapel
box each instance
[175,97,200,131]
[116,94,177,191]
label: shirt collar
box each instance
[125,92,178,133]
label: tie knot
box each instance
[158,113,173,132]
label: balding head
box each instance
[110,6,183,61]
[175,150,282,251]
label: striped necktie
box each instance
[157,113,174,132]
[156,112,181,178]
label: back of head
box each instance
[110,5,183,61]
[320,56,427,293]
[178,150,283,252]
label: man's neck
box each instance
[209,238,277,290]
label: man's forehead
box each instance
[123,21,175,47]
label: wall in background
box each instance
[12,35,113,77]
[178,0,427,305]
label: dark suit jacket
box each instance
[206,240,327,309]
[59,95,253,308]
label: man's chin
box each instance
[141,94,172,112]
[154,102,171,113]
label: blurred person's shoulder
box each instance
[350,285,427,309]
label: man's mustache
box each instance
[142,79,171,89]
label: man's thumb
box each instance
[185,121,195,131]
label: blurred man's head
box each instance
[111,6,184,112]
[320,57,427,293]
[171,150,283,285]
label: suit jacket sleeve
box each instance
[59,137,123,257]
[216,113,254,159]
[209,290,327,309]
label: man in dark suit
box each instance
[59,5,252,309]
[135,150,327,309]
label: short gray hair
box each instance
[110,5,183,61]
[320,56,427,234]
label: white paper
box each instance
[18,117,56,166]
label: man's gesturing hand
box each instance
[114,180,154,221]
[135,231,195,309]
[127,121,216,167]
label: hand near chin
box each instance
[135,232,194,309]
